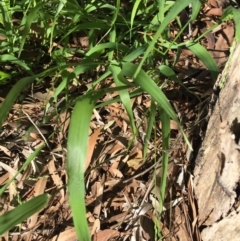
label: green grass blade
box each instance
[123,45,147,62]
[186,41,219,80]
[158,108,170,214]
[159,65,199,100]
[0,67,57,127]
[85,2,115,13]
[86,42,129,57]
[44,86,130,124]
[0,70,11,85]
[109,61,137,137]
[59,22,109,45]
[191,1,202,21]
[0,0,12,36]
[0,194,49,235]
[0,54,34,75]
[18,3,45,57]
[231,7,240,42]
[159,65,183,85]
[134,0,194,79]
[49,0,68,51]
[67,93,101,241]
[96,88,144,108]
[119,62,192,150]
[108,27,116,61]
[74,60,103,76]
[143,101,156,159]
[158,0,165,23]
[111,0,120,26]
[220,6,240,41]
[131,0,142,30]
[47,60,101,110]
[0,76,36,127]
[0,144,45,196]
[119,63,177,120]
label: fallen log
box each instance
[194,41,240,240]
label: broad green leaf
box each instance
[0,194,49,235]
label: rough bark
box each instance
[194,41,240,239]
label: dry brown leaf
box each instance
[108,141,125,155]
[205,7,222,16]
[207,0,219,7]
[91,218,100,237]
[51,228,77,241]
[213,24,234,65]
[187,178,199,235]
[8,173,16,203]
[57,111,70,142]
[108,168,123,178]
[0,145,11,157]
[173,206,192,241]
[85,127,102,171]
[27,166,48,229]
[148,211,175,241]
[138,215,155,241]
[18,164,32,189]
[0,172,9,186]
[33,90,53,102]
[110,156,121,170]
[48,159,65,208]
[159,120,179,130]
[126,158,143,167]
[93,175,105,218]
[0,161,22,181]
[93,229,122,241]
[107,211,130,223]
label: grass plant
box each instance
[0,0,239,240]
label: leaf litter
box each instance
[0,0,238,240]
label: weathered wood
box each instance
[201,209,240,241]
[194,42,240,231]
